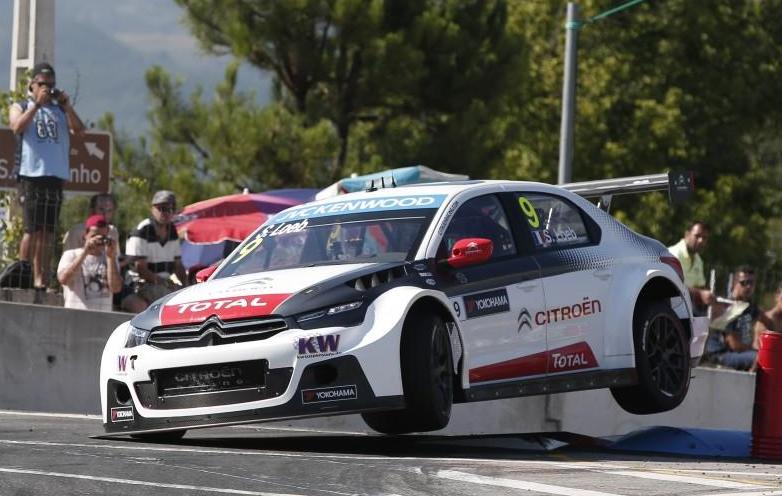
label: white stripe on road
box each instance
[604,470,770,489]
[0,467,302,496]
[0,409,101,420]
[435,470,626,496]
[701,492,782,496]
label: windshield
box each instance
[214,211,436,278]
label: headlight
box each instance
[297,301,363,324]
[125,325,150,348]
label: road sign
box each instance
[0,127,112,194]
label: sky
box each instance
[0,0,271,135]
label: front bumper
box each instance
[102,355,403,436]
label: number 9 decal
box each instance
[518,196,540,228]
[453,300,461,318]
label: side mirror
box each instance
[447,238,493,268]
[195,263,219,283]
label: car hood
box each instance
[156,264,375,326]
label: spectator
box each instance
[122,190,187,312]
[8,62,85,292]
[56,214,122,311]
[63,193,120,251]
[753,283,782,342]
[707,266,773,370]
[668,221,716,310]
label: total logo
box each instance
[295,334,341,357]
[110,406,134,422]
[175,296,268,315]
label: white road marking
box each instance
[0,467,303,495]
[231,424,370,436]
[701,492,782,496]
[604,470,770,489]
[0,409,101,420]
[435,470,626,496]
[666,469,782,479]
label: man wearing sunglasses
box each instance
[123,190,187,312]
[708,266,773,370]
[8,62,85,292]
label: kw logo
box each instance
[297,334,341,356]
[517,308,532,332]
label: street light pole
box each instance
[558,2,580,185]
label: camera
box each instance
[49,88,62,99]
[95,235,110,246]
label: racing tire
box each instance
[362,312,453,434]
[611,301,690,415]
[129,429,187,443]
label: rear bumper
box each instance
[102,355,403,436]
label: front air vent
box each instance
[147,317,288,349]
[350,266,409,291]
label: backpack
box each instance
[0,260,33,289]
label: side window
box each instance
[438,195,516,259]
[515,193,591,250]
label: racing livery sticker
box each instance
[517,308,532,332]
[117,355,136,372]
[110,406,134,422]
[160,294,292,326]
[295,334,341,358]
[301,385,358,404]
[463,289,510,319]
[535,297,602,325]
[469,341,598,383]
[270,194,447,223]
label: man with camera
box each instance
[8,62,85,293]
[57,214,122,311]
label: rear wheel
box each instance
[362,312,453,434]
[130,430,187,443]
[611,301,690,414]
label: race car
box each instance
[100,175,708,439]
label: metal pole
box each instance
[558,2,580,184]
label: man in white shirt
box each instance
[57,214,122,311]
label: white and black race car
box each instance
[100,175,708,439]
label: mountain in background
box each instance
[0,0,271,136]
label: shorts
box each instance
[18,176,64,233]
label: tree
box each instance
[175,0,526,180]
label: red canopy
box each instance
[175,190,313,244]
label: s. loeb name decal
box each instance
[464,289,510,319]
[160,294,291,325]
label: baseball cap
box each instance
[84,214,107,230]
[31,62,55,80]
[152,190,176,206]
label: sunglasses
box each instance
[154,205,174,213]
[738,279,755,287]
[32,80,55,87]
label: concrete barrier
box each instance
[0,301,128,414]
[0,300,755,437]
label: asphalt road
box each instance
[0,410,780,496]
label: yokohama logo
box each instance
[301,385,357,404]
[110,406,134,422]
[160,293,291,325]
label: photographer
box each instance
[8,62,85,294]
[57,214,122,311]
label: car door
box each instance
[432,193,547,385]
[509,191,611,376]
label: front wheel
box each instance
[362,311,453,434]
[611,301,690,414]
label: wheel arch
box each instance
[634,276,692,341]
[404,295,466,399]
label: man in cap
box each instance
[123,190,187,311]
[57,214,122,311]
[8,62,85,292]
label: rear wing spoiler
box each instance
[561,171,694,212]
